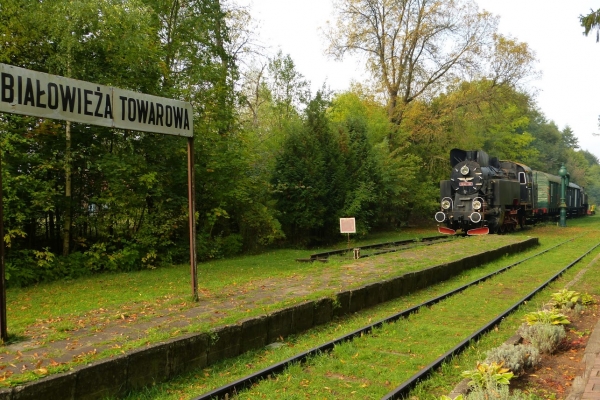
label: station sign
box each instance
[0,63,193,137]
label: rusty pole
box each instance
[187,137,198,301]
[0,151,7,341]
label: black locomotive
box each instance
[434,149,588,235]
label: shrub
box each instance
[523,310,570,326]
[197,233,244,260]
[485,343,540,376]
[82,241,141,272]
[461,362,513,389]
[551,289,580,309]
[580,293,596,306]
[463,381,532,400]
[519,322,566,354]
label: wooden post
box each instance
[187,137,198,301]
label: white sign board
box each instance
[0,63,193,137]
[340,217,356,234]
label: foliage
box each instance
[325,0,499,128]
[463,381,533,400]
[581,8,600,42]
[550,289,581,309]
[580,293,596,305]
[518,323,566,354]
[523,310,570,326]
[485,343,540,376]
[461,362,514,389]
[0,0,592,284]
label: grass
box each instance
[113,216,600,399]
[6,229,519,343]
[5,216,600,394]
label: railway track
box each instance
[193,237,599,400]
[297,235,454,262]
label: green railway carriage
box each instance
[530,171,588,218]
[532,171,560,216]
[567,182,588,216]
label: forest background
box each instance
[1,0,599,287]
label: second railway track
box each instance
[298,235,456,262]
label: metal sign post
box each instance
[187,137,198,301]
[0,151,6,341]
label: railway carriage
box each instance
[532,171,560,218]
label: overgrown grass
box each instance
[6,217,599,394]
[6,230,515,341]
[115,216,600,399]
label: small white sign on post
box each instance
[340,217,356,234]
[340,217,356,249]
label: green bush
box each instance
[4,239,159,287]
[463,380,533,400]
[461,362,513,389]
[551,289,580,309]
[197,233,244,261]
[523,310,570,326]
[518,322,566,354]
[5,249,40,287]
[485,343,540,376]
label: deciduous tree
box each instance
[325,0,497,130]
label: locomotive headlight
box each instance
[441,199,451,210]
[460,165,470,175]
[472,200,482,210]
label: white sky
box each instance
[238,0,600,161]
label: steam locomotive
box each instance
[434,149,588,235]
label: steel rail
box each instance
[191,238,573,400]
[308,235,452,261]
[381,240,600,400]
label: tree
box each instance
[1,0,161,257]
[581,149,599,166]
[400,78,536,182]
[271,94,333,243]
[484,34,539,90]
[561,126,579,150]
[325,0,498,129]
[527,112,565,173]
[0,0,268,279]
[581,8,600,42]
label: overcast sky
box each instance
[237,0,600,161]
